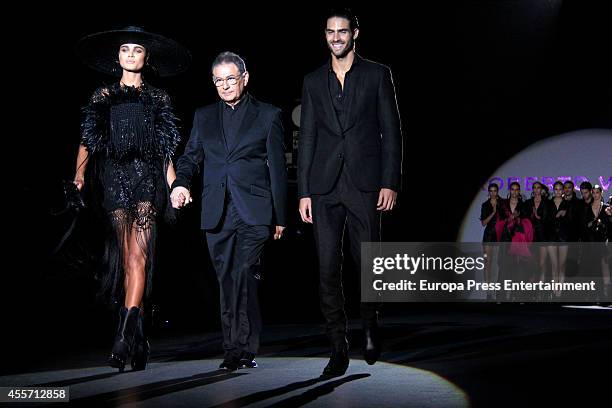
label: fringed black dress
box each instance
[80,82,180,304]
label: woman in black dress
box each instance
[480,183,503,285]
[503,182,526,235]
[73,27,190,371]
[583,185,611,296]
[524,182,552,283]
[549,181,570,296]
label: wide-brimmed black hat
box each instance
[77,26,191,77]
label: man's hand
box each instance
[171,186,192,209]
[273,226,285,240]
[299,197,313,223]
[377,188,397,211]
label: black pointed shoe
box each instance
[108,306,140,372]
[131,312,150,371]
[322,344,349,378]
[363,325,381,365]
[238,352,258,368]
[219,352,240,371]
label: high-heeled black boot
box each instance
[107,306,140,372]
[131,312,150,371]
[322,342,349,378]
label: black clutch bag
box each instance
[50,180,86,254]
[63,180,86,211]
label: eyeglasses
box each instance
[213,73,244,87]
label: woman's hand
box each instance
[556,210,566,218]
[170,186,191,209]
[74,177,85,191]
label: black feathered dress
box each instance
[80,82,180,304]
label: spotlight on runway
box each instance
[458,129,612,242]
[0,358,469,407]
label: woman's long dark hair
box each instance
[507,181,523,201]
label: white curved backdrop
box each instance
[459,129,612,242]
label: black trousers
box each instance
[311,166,381,347]
[205,198,270,356]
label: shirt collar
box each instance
[328,53,361,73]
[223,93,249,111]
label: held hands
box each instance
[556,210,567,218]
[171,186,192,209]
[299,197,313,223]
[273,226,285,240]
[377,188,397,211]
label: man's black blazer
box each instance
[173,96,287,230]
[298,54,402,198]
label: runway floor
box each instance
[1,305,611,407]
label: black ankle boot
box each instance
[322,343,349,378]
[131,312,150,371]
[108,306,140,372]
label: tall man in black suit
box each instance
[171,52,287,371]
[298,9,403,377]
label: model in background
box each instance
[496,182,533,298]
[583,185,610,297]
[578,181,594,241]
[549,181,570,296]
[524,182,552,284]
[480,183,503,287]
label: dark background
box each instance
[3,1,611,372]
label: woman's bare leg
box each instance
[483,245,493,284]
[124,203,154,309]
[602,257,610,297]
[539,246,548,282]
[547,246,559,296]
[124,229,147,309]
[558,245,568,287]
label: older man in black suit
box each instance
[171,52,287,371]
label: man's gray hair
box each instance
[211,51,247,75]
